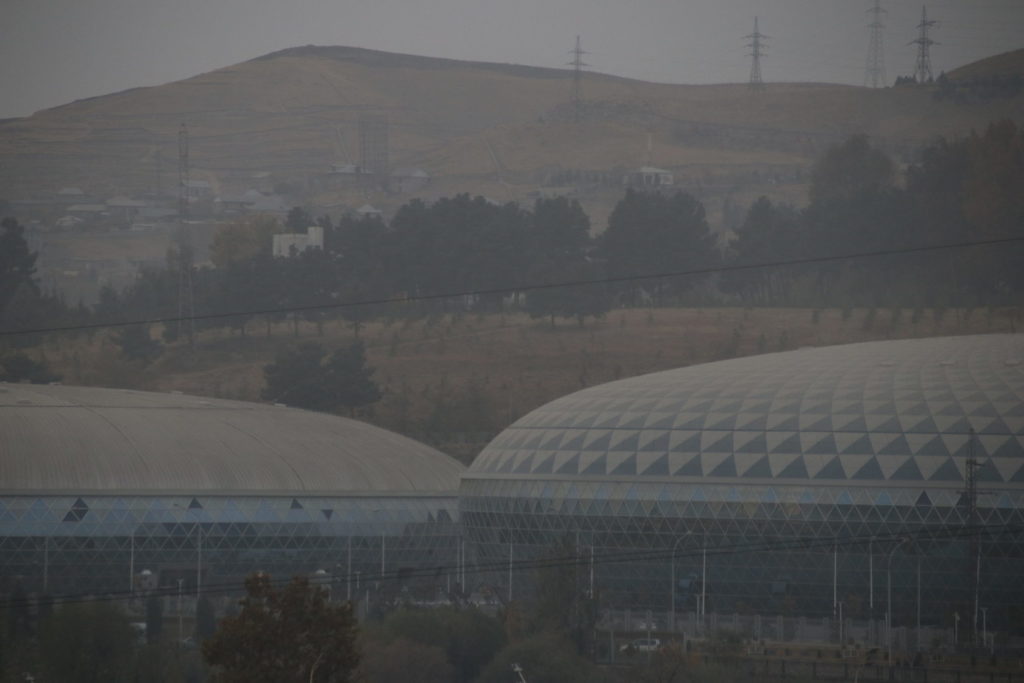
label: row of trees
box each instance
[724,120,1024,307]
[3,121,1021,368]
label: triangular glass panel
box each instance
[557,454,581,475]
[878,435,911,456]
[641,454,670,476]
[736,433,767,454]
[709,456,736,477]
[852,457,884,480]
[929,458,962,481]
[741,456,772,478]
[814,457,846,480]
[610,454,637,476]
[778,457,809,479]
[840,434,874,455]
[639,432,670,452]
[532,453,555,474]
[673,455,703,477]
[890,458,923,481]
[770,433,802,454]
[580,454,607,476]
[582,431,612,452]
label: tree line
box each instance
[2,120,1022,383]
[723,120,1024,308]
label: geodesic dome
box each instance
[460,335,1024,632]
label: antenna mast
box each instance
[865,0,887,88]
[176,123,195,346]
[746,17,767,90]
[910,5,938,83]
[567,35,588,122]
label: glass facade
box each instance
[460,335,1024,632]
[0,493,460,599]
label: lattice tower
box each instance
[567,36,589,123]
[910,5,938,83]
[865,0,887,88]
[746,17,767,90]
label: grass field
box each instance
[34,305,1022,464]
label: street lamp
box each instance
[669,532,691,633]
[887,538,908,666]
[980,606,988,654]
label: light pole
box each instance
[701,544,707,625]
[669,533,691,633]
[177,578,184,643]
[980,606,988,653]
[129,530,135,595]
[887,537,908,666]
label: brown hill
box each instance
[1,45,1022,224]
[948,48,1024,81]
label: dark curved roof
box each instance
[0,385,463,495]
[466,335,1024,488]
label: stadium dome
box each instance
[1,385,463,598]
[460,335,1024,635]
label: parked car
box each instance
[620,638,661,654]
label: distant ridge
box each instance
[253,44,610,81]
[948,48,1024,81]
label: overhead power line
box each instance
[2,234,1022,340]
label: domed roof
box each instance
[0,384,463,495]
[467,335,1024,488]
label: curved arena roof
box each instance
[0,384,463,495]
[467,335,1024,488]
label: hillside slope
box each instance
[1,45,1022,217]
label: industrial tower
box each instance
[745,17,767,90]
[910,5,938,83]
[864,0,887,88]
[567,35,588,123]
[176,123,195,346]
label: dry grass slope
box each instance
[36,306,1023,464]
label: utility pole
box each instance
[910,5,937,83]
[746,17,767,90]
[864,0,887,88]
[567,35,588,123]
[176,123,195,348]
[962,428,982,647]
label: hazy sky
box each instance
[2,0,1021,119]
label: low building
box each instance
[623,166,674,187]
[272,225,324,257]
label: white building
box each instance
[272,225,324,258]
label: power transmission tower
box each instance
[358,113,389,190]
[745,17,767,90]
[864,0,887,88]
[176,123,195,347]
[567,35,588,122]
[910,5,938,83]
